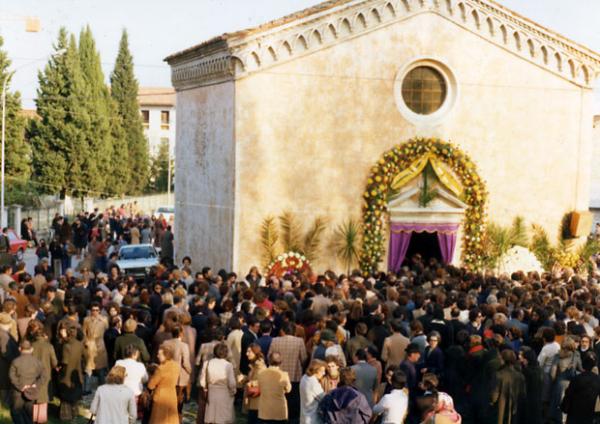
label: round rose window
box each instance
[401,66,447,115]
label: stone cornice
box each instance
[167,0,600,90]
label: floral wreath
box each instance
[266,252,312,277]
[360,137,487,273]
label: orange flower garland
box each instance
[360,138,487,273]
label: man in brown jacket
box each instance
[268,322,307,423]
[9,340,44,424]
[257,352,292,423]
[381,319,410,367]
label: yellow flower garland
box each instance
[360,138,488,273]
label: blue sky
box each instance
[0,0,598,110]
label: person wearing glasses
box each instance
[420,332,444,378]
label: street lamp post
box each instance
[0,71,15,228]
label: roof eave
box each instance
[164,37,232,65]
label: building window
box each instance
[161,110,170,130]
[401,66,447,115]
[141,110,149,128]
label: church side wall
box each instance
[232,13,594,274]
[174,82,235,270]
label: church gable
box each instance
[167,0,600,90]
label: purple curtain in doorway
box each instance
[388,231,412,273]
[437,232,458,264]
[388,222,460,271]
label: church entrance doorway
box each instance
[386,183,467,273]
[404,231,442,264]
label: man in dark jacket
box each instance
[113,319,150,363]
[318,367,372,424]
[239,316,259,375]
[9,340,44,424]
[0,313,19,407]
[400,343,422,424]
[351,348,378,406]
[561,351,600,424]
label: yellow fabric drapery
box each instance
[390,152,463,197]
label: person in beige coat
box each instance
[257,352,292,423]
[161,326,192,417]
[82,303,109,391]
[242,344,266,424]
[381,319,410,367]
[199,343,236,424]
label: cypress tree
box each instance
[0,36,29,180]
[78,25,111,193]
[105,97,130,195]
[30,28,91,196]
[110,29,148,194]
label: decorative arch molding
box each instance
[167,0,600,89]
[360,138,487,273]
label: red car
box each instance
[6,229,27,257]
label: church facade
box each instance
[166,0,600,273]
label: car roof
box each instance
[120,244,154,249]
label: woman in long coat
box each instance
[148,344,180,424]
[82,304,109,387]
[199,343,236,424]
[27,320,58,423]
[57,326,84,421]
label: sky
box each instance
[0,0,598,110]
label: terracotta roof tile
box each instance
[138,87,176,107]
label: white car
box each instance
[153,205,175,225]
[116,244,159,279]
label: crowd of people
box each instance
[1,205,600,424]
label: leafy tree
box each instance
[110,30,148,194]
[78,25,112,193]
[148,137,173,193]
[29,28,91,197]
[0,36,29,180]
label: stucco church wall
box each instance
[591,117,600,207]
[233,12,593,273]
[174,82,235,270]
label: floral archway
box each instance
[360,138,487,273]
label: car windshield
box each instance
[119,246,155,260]
[157,207,174,213]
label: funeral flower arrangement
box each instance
[266,252,312,277]
[360,138,488,273]
[496,246,544,275]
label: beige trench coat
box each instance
[200,358,236,424]
[83,315,108,372]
